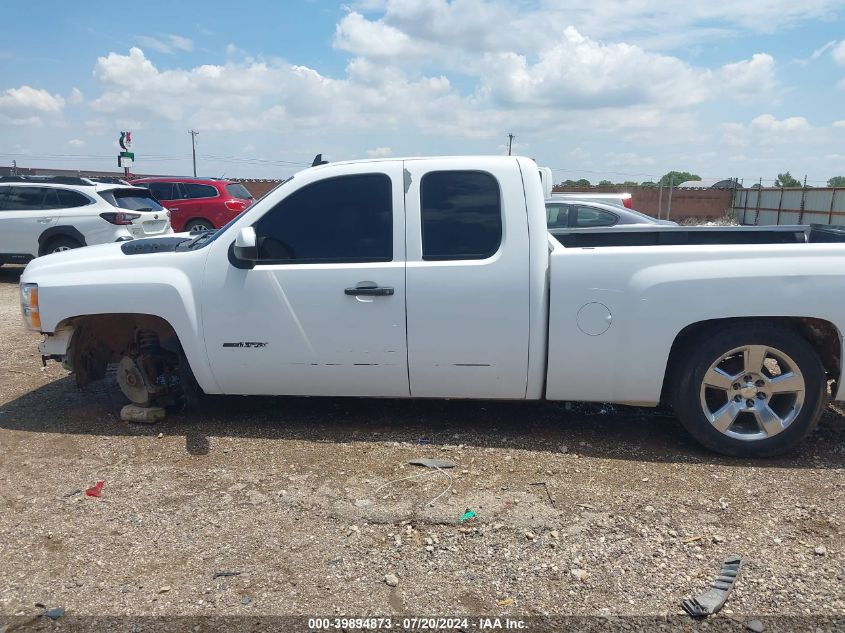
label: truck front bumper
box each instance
[38,325,74,368]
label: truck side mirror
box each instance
[233,226,258,263]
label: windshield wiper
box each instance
[187,231,216,249]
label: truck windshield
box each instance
[186,176,294,250]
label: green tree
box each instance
[575,178,591,187]
[775,172,801,188]
[660,171,700,186]
[827,176,845,187]
[640,181,658,187]
[622,180,639,186]
[598,179,613,186]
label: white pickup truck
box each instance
[20,156,845,456]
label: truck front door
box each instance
[200,162,409,397]
[402,158,531,398]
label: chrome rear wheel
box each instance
[699,344,805,442]
[672,324,825,457]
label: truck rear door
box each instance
[403,158,531,398]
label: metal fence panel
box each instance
[734,187,845,226]
[834,190,845,221]
[802,189,834,224]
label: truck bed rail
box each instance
[550,224,845,248]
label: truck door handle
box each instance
[37,218,52,224]
[345,284,394,296]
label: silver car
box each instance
[545,198,676,229]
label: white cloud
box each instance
[722,122,750,147]
[88,48,492,137]
[814,40,837,60]
[3,116,42,126]
[478,27,710,109]
[365,146,393,158]
[67,138,85,148]
[834,120,845,127]
[335,12,429,59]
[719,53,777,95]
[722,114,817,149]
[606,152,656,167]
[0,85,64,113]
[566,147,592,164]
[751,113,811,132]
[225,43,247,57]
[833,39,845,64]
[68,87,84,105]
[336,0,845,60]
[135,34,194,55]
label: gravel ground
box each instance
[0,264,843,631]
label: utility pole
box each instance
[657,180,663,219]
[667,174,674,220]
[506,133,514,156]
[189,130,199,177]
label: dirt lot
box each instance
[0,264,843,630]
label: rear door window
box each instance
[98,188,165,211]
[41,188,63,210]
[225,183,253,199]
[3,186,47,211]
[148,182,176,201]
[183,183,218,199]
[420,171,502,261]
[572,205,619,228]
[546,203,570,228]
[56,189,92,208]
[254,173,392,263]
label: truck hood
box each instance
[21,236,194,284]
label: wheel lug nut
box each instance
[734,395,742,403]
[744,375,752,382]
[755,379,765,387]
[757,392,766,400]
[746,399,755,407]
[732,383,741,390]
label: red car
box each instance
[130,177,254,232]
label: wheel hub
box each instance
[739,382,758,400]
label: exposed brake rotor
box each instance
[117,356,152,406]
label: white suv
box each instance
[0,176,172,264]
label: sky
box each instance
[2,0,845,185]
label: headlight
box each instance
[20,283,41,331]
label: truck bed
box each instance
[550,224,845,248]
[544,222,845,406]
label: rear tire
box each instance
[44,236,82,255]
[671,324,825,457]
[185,219,213,232]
